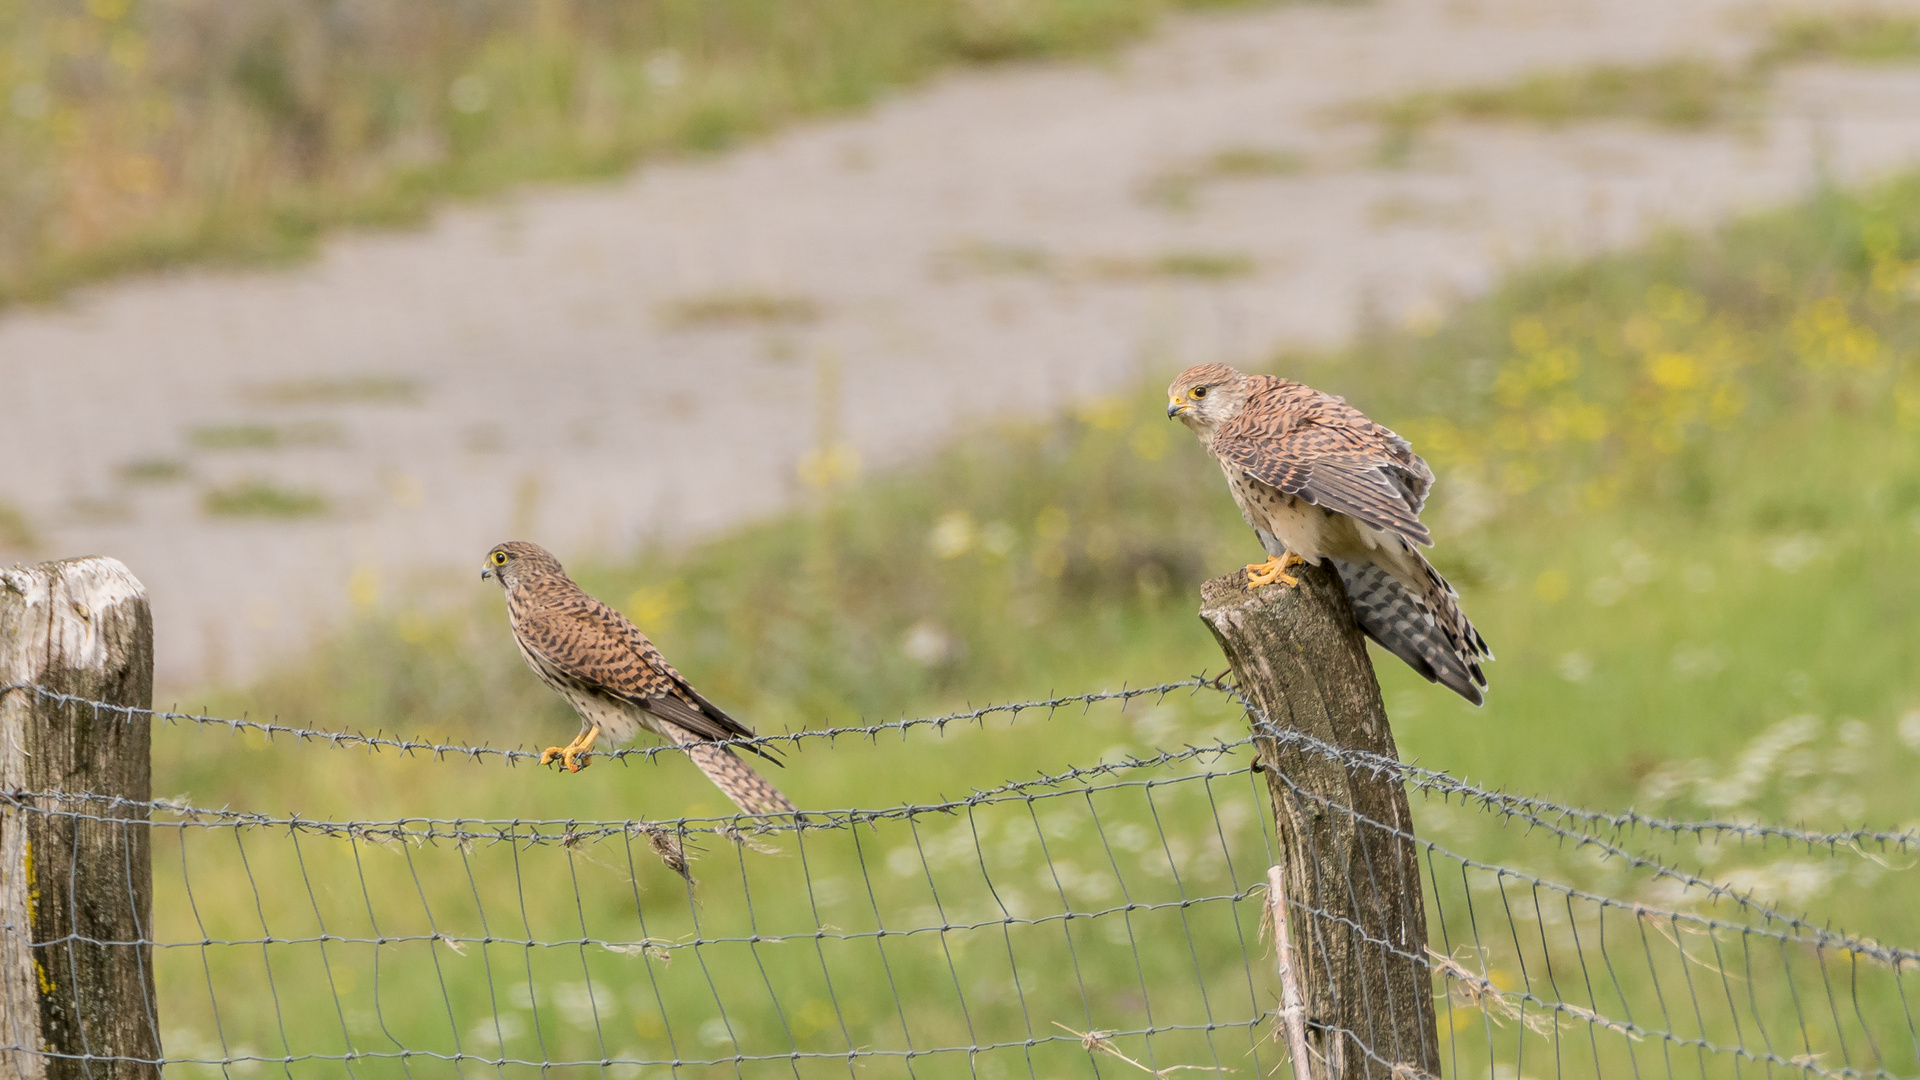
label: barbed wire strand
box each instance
[0,679,1225,765]
[11,678,1916,858]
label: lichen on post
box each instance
[0,556,160,1079]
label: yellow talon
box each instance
[541,725,601,773]
[1246,552,1305,589]
[569,725,600,772]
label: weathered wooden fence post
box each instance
[1201,563,1438,1080]
[0,557,159,1079]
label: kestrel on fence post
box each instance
[1168,364,1493,704]
[482,541,796,815]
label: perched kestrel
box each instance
[1168,364,1492,704]
[482,541,796,815]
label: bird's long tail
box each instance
[666,726,798,816]
[1335,551,1492,706]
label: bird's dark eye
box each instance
[1191,386,1208,399]
[491,550,509,566]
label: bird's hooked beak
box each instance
[1167,397,1191,419]
[480,567,493,580]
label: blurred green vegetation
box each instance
[186,420,342,451]
[1363,11,1920,165]
[658,289,823,328]
[140,174,1920,1075]
[1142,143,1311,210]
[1373,57,1761,140]
[117,456,189,484]
[0,0,1281,309]
[200,477,330,518]
[1761,8,1920,66]
[0,501,38,553]
[240,375,423,406]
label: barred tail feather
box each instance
[669,726,798,816]
[1334,557,1491,706]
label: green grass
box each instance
[1404,57,1757,130]
[935,243,1263,280]
[1203,145,1310,177]
[936,240,1058,277]
[0,501,37,553]
[241,376,424,407]
[1368,193,1478,228]
[1362,12,1920,165]
[139,175,1920,1075]
[1362,57,1764,166]
[0,0,1279,312]
[1761,9,1920,66]
[200,479,331,519]
[187,421,343,452]
[658,290,823,328]
[1087,250,1259,279]
[118,457,191,485]
[1142,144,1310,209]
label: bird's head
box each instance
[1167,363,1249,432]
[481,540,563,591]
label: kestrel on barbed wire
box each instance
[482,541,796,816]
[1168,363,1493,704]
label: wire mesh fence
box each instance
[3,678,1918,1080]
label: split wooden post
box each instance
[1268,863,1317,1079]
[1201,563,1438,1080]
[0,557,160,1079]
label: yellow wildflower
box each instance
[1647,352,1702,390]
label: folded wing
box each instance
[1211,381,1435,546]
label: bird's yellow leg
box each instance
[563,725,601,773]
[1246,551,1305,589]
[540,725,600,772]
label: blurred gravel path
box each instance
[7,0,1920,689]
